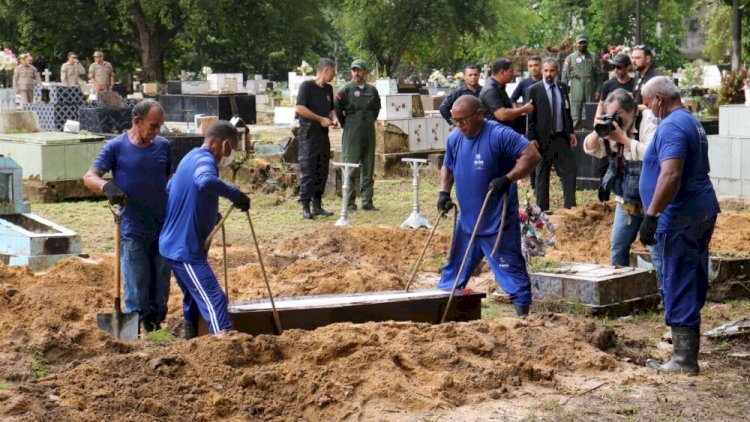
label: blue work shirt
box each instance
[640,108,720,232]
[93,133,171,240]
[444,120,529,236]
[439,85,481,123]
[159,148,242,263]
[510,77,538,104]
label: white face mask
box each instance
[218,143,236,167]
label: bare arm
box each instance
[506,143,542,181]
[83,167,108,193]
[493,102,532,122]
[646,159,683,216]
[439,165,455,193]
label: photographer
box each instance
[583,89,661,272]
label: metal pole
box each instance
[400,158,431,229]
[334,162,360,227]
[732,0,741,71]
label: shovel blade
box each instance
[97,311,139,341]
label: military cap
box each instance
[576,35,588,43]
[350,59,367,70]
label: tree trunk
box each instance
[130,3,170,82]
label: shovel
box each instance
[96,204,139,341]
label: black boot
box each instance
[302,199,314,220]
[142,314,161,333]
[646,326,700,375]
[312,195,334,217]
[184,320,199,340]
[514,304,530,317]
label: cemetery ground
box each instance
[1,176,749,420]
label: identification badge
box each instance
[354,90,361,97]
[575,57,582,64]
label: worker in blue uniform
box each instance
[437,95,541,316]
[638,76,720,375]
[159,121,251,338]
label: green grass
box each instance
[30,351,47,379]
[481,299,507,319]
[145,328,176,344]
[526,257,563,273]
[0,380,11,390]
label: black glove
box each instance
[488,175,511,196]
[102,182,125,205]
[234,193,251,212]
[597,186,611,202]
[639,214,658,246]
[437,191,454,213]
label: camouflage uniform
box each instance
[89,61,115,92]
[13,64,40,104]
[61,62,86,86]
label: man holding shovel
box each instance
[159,121,250,338]
[437,95,541,316]
[84,100,172,334]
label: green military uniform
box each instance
[335,60,381,209]
[561,36,600,129]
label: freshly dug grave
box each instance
[0,315,624,421]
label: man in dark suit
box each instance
[527,57,577,211]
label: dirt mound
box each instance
[0,257,116,382]
[545,204,750,264]
[0,314,622,421]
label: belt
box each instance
[551,131,568,137]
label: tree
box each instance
[331,0,496,76]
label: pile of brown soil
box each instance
[545,204,750,264]
[0,315,622,420]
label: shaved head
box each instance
[453,95,481,114]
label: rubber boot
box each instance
[142,314,161,333]
[302,199,314,220]
[311,194,334,217]
[514,304,530,317]
[184,320,199,340]
[646,326,700,375]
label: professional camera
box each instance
[594,111,623,137]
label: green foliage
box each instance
[719,68,748,105]
[0,380,11,390]
[680,59,705,89]
[30,351,47,379]
[145,328,176,344]
[703,1,732,63]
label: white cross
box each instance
[42,68,52,83]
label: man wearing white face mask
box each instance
[159,121,251,337]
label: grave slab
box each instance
[530,262,658,315]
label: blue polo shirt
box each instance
[93,133,171,240]
[640,108,720,232]
[444,120,529,236]
[159,148,242,263]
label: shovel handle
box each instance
[490,192,509,258]
[440,190,493,324]
[204,204,235,251]
[109,204,123,312]
[246,210,283,335]
[221,224,229,303]
[405,209,446,293]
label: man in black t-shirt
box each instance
[479,58,533,135]
[295,58,340,219]
[595,54,635,118]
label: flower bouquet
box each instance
[519,196,556,261]
[0,49,18,88]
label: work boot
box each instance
[348,204,358,213]
[142,315,161,333]
[362,203,379,211]
[302,199,314,220]
[514,304,530,317]
[311,196,334,217]
[184,320,199,340]
[646,326,700,375]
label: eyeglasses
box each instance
[449,115,474,126]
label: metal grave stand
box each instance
[400,158,432,229]
[333,161,360,227]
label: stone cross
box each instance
[42,68,52,83]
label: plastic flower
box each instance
[297,60,312,75]
[454,71,464,80]
[201,66,213,77]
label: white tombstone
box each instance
[0,89,16,112]
[208,73,245,92]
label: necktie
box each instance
[550,84,558,135]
